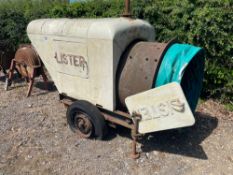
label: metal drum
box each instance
[117,40,175,109]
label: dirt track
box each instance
[0,75,233,175]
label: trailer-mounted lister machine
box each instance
[27,1,205,158]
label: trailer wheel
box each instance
[66,100,107,140]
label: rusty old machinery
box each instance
[117,40,176,109]
[5,44,48,97]
[60,39,177,159]
[60,96,142,159]
[0,0,204,159]
[56,1,185,159]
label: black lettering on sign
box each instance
[54,52,62,64]
[54,52,88,72]
[61,53,68,65]
[73,56,79,67]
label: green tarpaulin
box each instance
[155,43,205,112]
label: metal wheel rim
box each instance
[74,112,93,138]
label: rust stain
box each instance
[117,40,175,108]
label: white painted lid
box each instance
[27,18,154,40]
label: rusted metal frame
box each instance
[8,45,48,96]
[7,59,16,81]
[17,60,41,69]
[114,110,132,119]
[22,62,30,80]
[28,65,42,69]
[94,106,134,129]
[26,68,37,97]
[60,94,143,159]
[7,59,29,81]
[5,58,48,97]
[101,112,133,130]
[59,94,75,107]
[60,95,134,129]
[6,59,33,95]
[98,106,132,120]
[8,59,41,77]
[130,112,142,159]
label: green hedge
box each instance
[0,0,232,103]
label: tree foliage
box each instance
[0,0,232,102]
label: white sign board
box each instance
[125,82,195,134]
[53,40,89,79]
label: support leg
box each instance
[8,59,16,81]
[25,77,29,83]
[26,69,36,97]
[5,59,16,90]
[130,113,141,159]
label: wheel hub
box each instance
[74,113,93,138]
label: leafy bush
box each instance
[0,0,232,103]
[0,0,64,51]
[0,3,27,51]
[141,0,233,102]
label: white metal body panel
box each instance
[125,83,195,134]
[27,18,154,110]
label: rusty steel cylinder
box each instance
[117,41,174,108]
[117,40,205,112]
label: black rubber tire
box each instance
[66,100,107,140]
